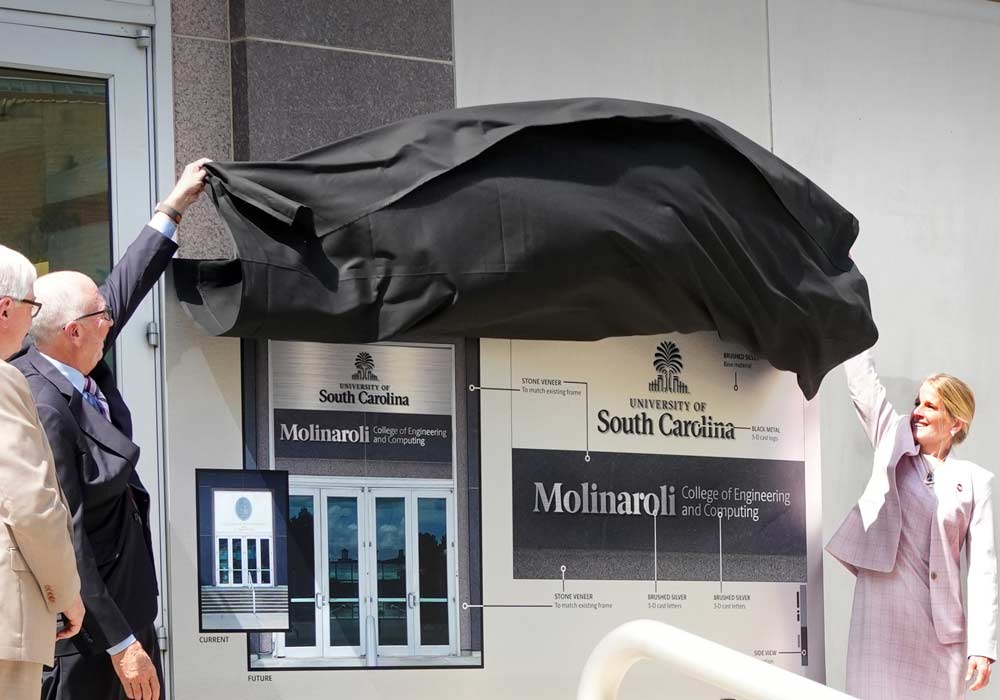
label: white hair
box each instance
[29,272,93,346]
[0,244,37,300]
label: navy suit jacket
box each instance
[12,226,177,656]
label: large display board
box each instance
[167,333,822,699]
[476,333,825,692]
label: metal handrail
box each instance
[576,620,857,700]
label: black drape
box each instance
[173,98,876,398]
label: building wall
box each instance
[165,3,249,688]
[160,0,1000,696]
[162,0,463,688]
[767,1,1000,694]
[453,0,1000,695]
[452,6,780,697]
[170,0,233,260]
[4,0,997,694]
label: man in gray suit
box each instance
[13,159,208,700]
[0,245,84,700]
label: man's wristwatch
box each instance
[155,203,182,224]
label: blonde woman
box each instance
[828,351,997,699]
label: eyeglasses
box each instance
[4,297,43,317]
[73,307,113,323]
[19,299,43,318]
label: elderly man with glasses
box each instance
[0,245,85,700]
[11,159,209,700]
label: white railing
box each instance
[577,620,857,700]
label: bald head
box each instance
[30,270,115,375]
[30,271,98,346]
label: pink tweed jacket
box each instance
[826,352,999,660]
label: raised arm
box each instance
[99,158,208,350]
[844,350,903,449]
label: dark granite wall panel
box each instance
[235,0,452,61]
[229,0,247,41]
[234,39,454,160]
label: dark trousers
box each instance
[42,625,163,700]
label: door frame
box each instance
[368,486,412,659]
[0,8,167,607]
[0,5,177,693]
[410,489,457,657]
[285,484,371,661]
[319,486,369,659]
[286,476,460,664]
[283,490,323,659]
[368,486,457,659]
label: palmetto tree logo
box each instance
[649,341,689,394]
[351,351,379,381]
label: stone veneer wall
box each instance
[171,0,455,260]
[171,0,234,260]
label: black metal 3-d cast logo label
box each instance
[599,339,735,440]
[648,341,689,394]
[317,350,410,407]
[351,351,379,382]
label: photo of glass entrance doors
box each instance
[273,478,472,667]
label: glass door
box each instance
[322,490,367,659]
[246,536,273,585]
[368,488,457,659]
[369,491,411,657]
[0,20,162,594]
[284,482,456,663]
[414,494,454,655]
[284,492,321,656]
[284,487,368,659]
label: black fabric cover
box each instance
[173,98,876,398]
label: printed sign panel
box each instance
[471,332,825,692]
[512,450,805,581]
[214,490,274,536]
[509,333,803,461]
[196,470,290,633]
[271,342,454,463]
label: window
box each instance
[215,536,275,588]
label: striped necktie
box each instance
[83,376,110,421]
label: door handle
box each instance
[315,593,326,609]
[407,592,417,609]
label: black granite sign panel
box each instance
[274,409,452,462]
[512,449,806,582]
